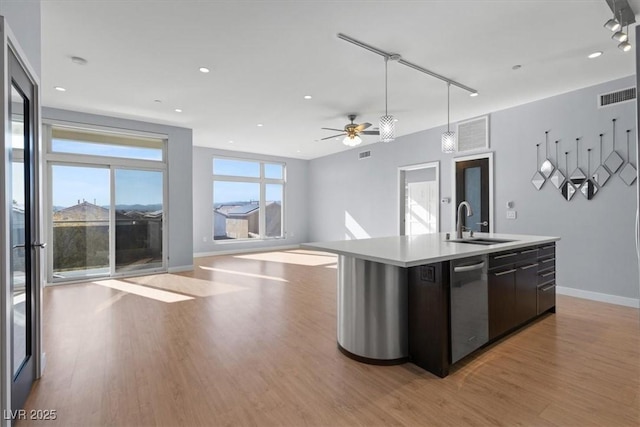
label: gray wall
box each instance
[43,107,194,270]
[0,0,41,76]
[308,75,639,300]
[193,146,308,255]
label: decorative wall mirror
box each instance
[569,138,587,186]
[619,129,637,186]
[604,118,623,174]
[561,151,577,200]
[593,133,611,187]
[531,143,545,190]
[540,131,554,178]
[579,148,598,199]
[549,140,565,189]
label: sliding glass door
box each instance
[51,165,110,280]
[114,169,164,273]
[46,126,167,282]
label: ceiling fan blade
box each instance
[361,131,380,135]
[354,122,372,132]
[321,127,345,132]
[320,133,346,140]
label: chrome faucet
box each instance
[456,201,473,239]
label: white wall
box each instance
[308,75,639,302]
[192,146,308,255]
[42,107,194,271]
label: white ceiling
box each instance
[41,0,639,160]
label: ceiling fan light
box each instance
[343,135,362,147]
[379,114,396,142]
[612,30,628,42]
[618,40,632,52]
[441,131,456,153]
[604,18,621,31]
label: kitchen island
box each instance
[303,232,560,377]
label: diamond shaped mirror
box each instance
[549,140,565,188]
[604,118,623,174]
[593,134,610,187]
[579,149,598,200]
[531,143,546,190]
[569,138,587,187]
[561,151,576,200]
[619,129,637,186]
[540,131,554,178]
[531,172,545,190]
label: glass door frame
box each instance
[452,152,494,233]
[43,123,169,284]
[1,18,44,423]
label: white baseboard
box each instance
[194,244,300,258]
[168,265,194,273]
[556,286,640,308]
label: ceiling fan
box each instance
[321,114,380,146]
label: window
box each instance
[213,158,285,241]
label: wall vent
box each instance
[358,150,371,160]
[598,87,636,108]
[456,115,489,153]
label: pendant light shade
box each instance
[380,56,395,142]
[604,18,621,31]
[441,83,456,153]
[343,135,362,147]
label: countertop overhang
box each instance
[303,233,560,268]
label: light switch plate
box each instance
[506,210,517,220]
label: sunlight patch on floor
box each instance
[93,279,194,303]
[125,274,248,298]
[234,250,337,267]
[199,266,289,283]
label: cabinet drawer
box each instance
[538,256,555,274]
[489,251,522,269]
[538,269,555,285]
[537,243,556,259]
[537,283,556,314]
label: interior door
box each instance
[8,46,40,412]
[406,181,437,236]
[455,158,489,232]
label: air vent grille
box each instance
[358,150,371,160]
[598,87,636,108]
[456,115,489,153]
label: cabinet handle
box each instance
[521,263,539,270]
[541,284,556,292]
[494,253,518,260]
[520,249,538,255]
[541,258,555,263]
[494,268,517,276]
[542,245,555,250]
[540,271,555,278]
[454,262,485,273]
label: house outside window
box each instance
[212,157,285,241]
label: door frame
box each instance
[0,17,44,425]
[397,161,439,236]
[452,152,494,233]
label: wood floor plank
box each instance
[17,250,640,426]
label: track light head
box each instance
[618,40,632,52]
[604,18,621,31]
[612,30,628,42]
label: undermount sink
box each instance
[448,237,516,245]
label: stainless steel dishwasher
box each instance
[450,255,489,363]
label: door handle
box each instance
[454,261,485,273]
[494,268,517,276]
[12,244,25,249]
[32,242,47,249]
[476,221,488,226]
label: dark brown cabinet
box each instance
[537,244,557,314]
[488,246,540,340]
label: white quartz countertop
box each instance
[302,233,560,268]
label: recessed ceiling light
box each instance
[512,64,522,70]
[257,123,263,127]
[199,67,210,73]
[175,108,183,113]
[296,150,301,153]
[54,86,66,92]
[303,95,312,99]
[470,92,479,97]
[71,56,87,65]
[228,140,234,144]
[588,51,603,59]
[394,118,399,122]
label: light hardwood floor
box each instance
[20,249,640,426]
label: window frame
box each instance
[212,155,286,242]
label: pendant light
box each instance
[441,82,456,153]
[379,56,395,142]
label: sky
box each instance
[213,159,283,203]
[52,166,163,207]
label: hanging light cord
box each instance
[447,82,451,132]
[384,56,389,116]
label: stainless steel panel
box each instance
[337,255,408,360]
[450,255,489,363]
